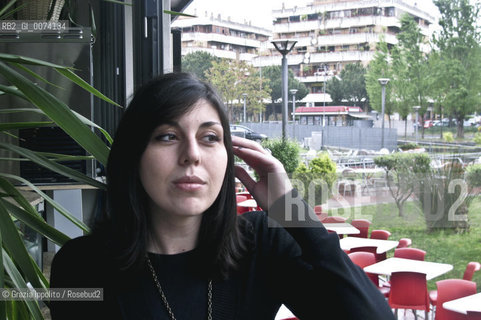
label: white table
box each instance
[443,292,481,315]
[275,304,295,320]
[363,257,453,280]
[237,199,258,208]
[340,237,399,254]
[324,223,360,235]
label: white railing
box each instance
[182,32,262,48]
[181,47,257,61]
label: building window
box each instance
[290,15,300,23]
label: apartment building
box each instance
[172,12,271,61]
[253,0,435,105]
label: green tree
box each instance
[181,51,220,81]
[365,38,395,127]
[262,65,308,120]
[339,63,368,110]
[391,14,431,138]
[326,76,343,105]
[206,59,270,122]
[432,0,481,138]
[374,153,431,217]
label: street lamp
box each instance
[378,78,390,149]
[322,64,327,127]
[272,39,297,140]
[413,105,421,144]
[242,93,248,123]
[290,88,298,140]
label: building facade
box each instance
[172,13,271,61]
[253,0,435,105]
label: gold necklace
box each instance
[146,255,213,320]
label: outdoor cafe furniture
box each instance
[388,271,430,320]
[430,261,481,310]
[396,237,412,248]
[370,229,391,240]
[442,292,481,318]
[339,237,399,255]
[434,279,476,320]
[323,223,360,236]
[363,257,453,281]
[320,215,347,223]
[393,247,426,261]
[348,251,390,297]
[237,199,260,212]
[350,219,371,238]
[275,304,296,320]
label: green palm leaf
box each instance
[2,250,43,320]
[0,173,90,233]
[0,108,113,144]
[0,142,106,190]
[0,61,110,165]
[0,121,54,131]
[0,204,44,290]
[1,199,69,246]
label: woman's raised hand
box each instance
[232,136,292,210]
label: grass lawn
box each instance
[330,196,481,290]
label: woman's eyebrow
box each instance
[156,121,222,130]
[200,121,222,129]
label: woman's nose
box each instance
[179,138,200,165]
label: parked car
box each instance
[424,120,434,128]
[230,125,267,142]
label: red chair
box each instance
[463,261,481,281]
[236,195,249,215]
[433,279,476,320]
[321,216,347,223]
[348,251,390,297]
[349,246,385,263]
[370,229,391,240]
[394,248,426,261]
[429,261,481,312]
[397,238,412,248]
[314,205,327,222]
[350,219,371,238]
[388,271,430,320]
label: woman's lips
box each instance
[173,176,206,191]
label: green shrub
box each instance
[466,164,481,188]
[261,138,300,174]
[292,153,337,205]
[399,142,419,151]
[474,132,481,145]
[444,131,454,142]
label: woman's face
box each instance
[139,99,228,220]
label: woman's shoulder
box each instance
[50,234,112,287]
[53,234,105,263]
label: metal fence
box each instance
[240,122,398,151]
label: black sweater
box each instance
[50,199,394,319]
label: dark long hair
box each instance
[95,73,248,278]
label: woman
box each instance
[50,73,394,319]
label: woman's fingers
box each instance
[231,136,283,173]
[231,136,269,155]
[234,165,256,193]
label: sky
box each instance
[182,0,441,30]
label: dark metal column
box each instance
[133,0,164,89]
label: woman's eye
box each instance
[202,133,221,143]
[154,133,177,142]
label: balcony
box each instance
[182,32,262,48]
[182,47,257,61]
[252,50,375,68]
